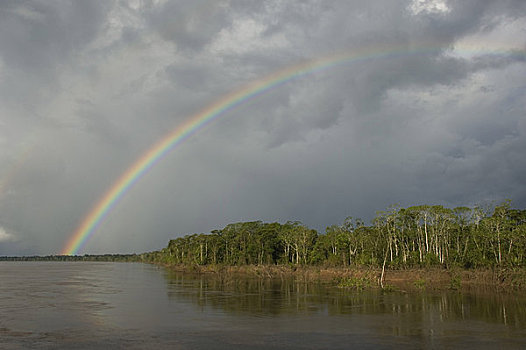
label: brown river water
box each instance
[0,262,525,349]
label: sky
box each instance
[0,0,525,255]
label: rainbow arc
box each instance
[61,45,525,255]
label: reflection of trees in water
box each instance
[163,271,380,316]
[162,271,526,328]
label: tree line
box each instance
[0,254,140,262]
[142,201,526,269]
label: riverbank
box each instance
[157,264,526,292]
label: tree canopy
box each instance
[143,201,526,269]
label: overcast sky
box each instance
[0,0,525,255]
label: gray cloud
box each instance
[146,0,233,52]
[0,0,525,255]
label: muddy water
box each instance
[0,262,525,349]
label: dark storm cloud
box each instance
[146,0,232,52]
[0,1,104,68]
[0,1,108,100]
[0,0,525,255]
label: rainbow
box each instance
[61,45,525,255]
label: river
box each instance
[0,262,525,349]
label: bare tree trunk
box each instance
[497,223,502,265]
[424,213,429,253]
[380,246,389,289]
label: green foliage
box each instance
[336,276,372,290]
[413,279,426,290]
[140,200,526,271]
[449,274,462,290]
[381,284,398,293]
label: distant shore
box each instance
[157,264,526,292]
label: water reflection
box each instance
[163,269,526,333]
[1,262,525,349]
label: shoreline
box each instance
[156,263,526,292]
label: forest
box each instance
[142,200,526,269]
[0,254,140,262]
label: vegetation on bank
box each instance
[142,201,526,271]
[0,254,140,262]
[3,201,525,290]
